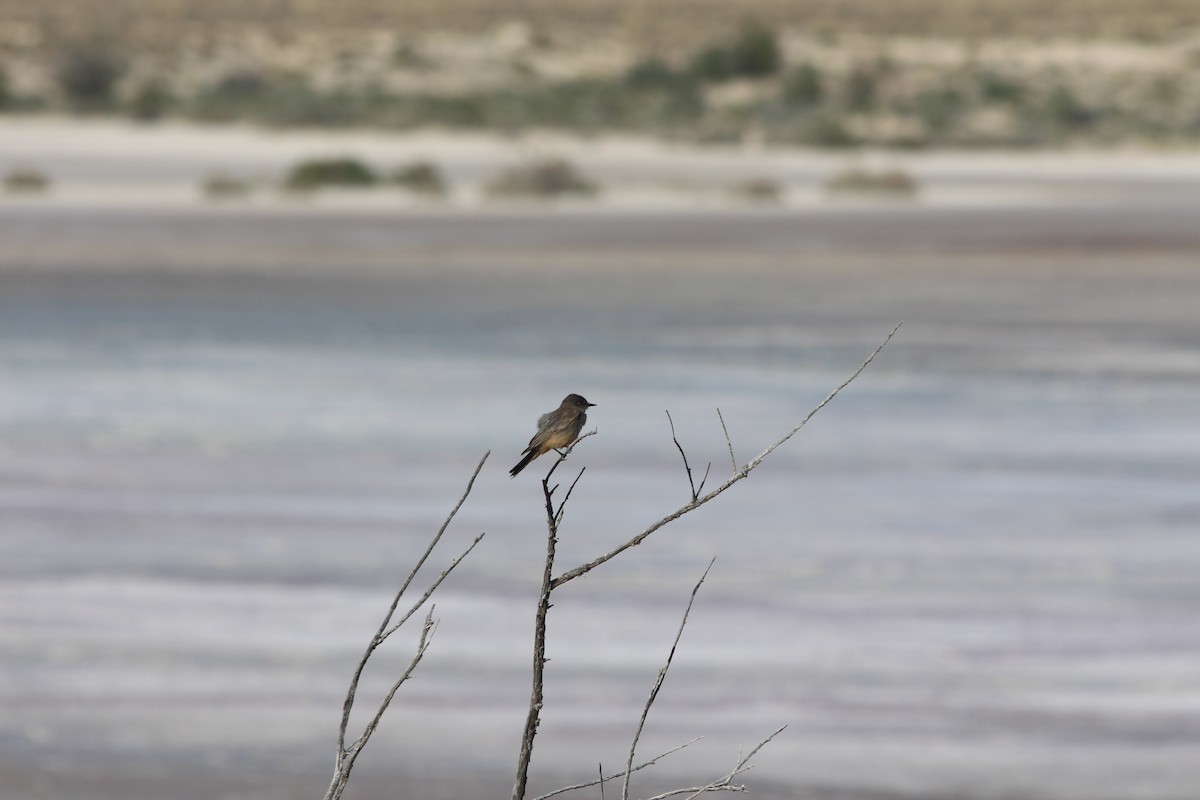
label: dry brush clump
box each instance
[4,166,50,193]
[391,160,448,196]
[825,167,918,197]
[484,158,597,200]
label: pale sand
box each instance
[4,116,1200,216]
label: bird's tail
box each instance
[509,449,537,478]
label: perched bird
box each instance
[510,393,596,477]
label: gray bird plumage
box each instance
[510,393,595,477]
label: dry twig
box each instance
[716,408,737,473]
[532,738,703,800]
[515,325,899,800]
[642,726,788,800]
[324,450,490,800]
[622,559,716,800]
[512,433,592,800]
[667,409,711,502]
[552,323,901,589]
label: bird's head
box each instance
[564,393,596,408]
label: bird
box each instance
[510,393,596,477]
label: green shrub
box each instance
[804,114,857,147]
[1045,85,1095,131]
[782,63,823,106]
[284,157,379,191]
[625,58,679,89]
[188,70,271,122]
[977,70,1025,104]
[189,71,380,127]
[843,63,881,111]
[129,80,175,121]
[213,70,269,99]
[912,85,966,131]
[689,19,781,82]
[56,42,124,109]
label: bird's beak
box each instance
[587,402,597,407]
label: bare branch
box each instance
[511,457,569,800]
[666,410,701,502]
[532,738,703,800]
[324,610,442,800]
[326,451,489,800]
[641,726,788,800]
[553,324,900,588]
[554,467,587,528]
[744,324,900,472]
[381,532,485,640]
[622,560,716,800]
[349,609,438,756]
[550,429,598,479]
[716,408,736,473]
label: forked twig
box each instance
[532,738,703,800]
[666,410,710,502]
[325,609,441,800]
[514,323,899,800]
[324,450,490,800]
[552,324,901,589]
[554,467,587,528]
[382,532,485,640]
[642,726,788,800]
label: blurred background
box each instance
[2,2,1200,799]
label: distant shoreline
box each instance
[3,116,1200,212]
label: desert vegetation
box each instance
[3,166,49,192]
[390,160,447,195]
[825,167,917,197]
[484,158,597,199]
[200,172,254,199]
[283,157,380,191]
[1,1,1199,146]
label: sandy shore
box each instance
[4,117,1200,215]
[3,117,1200,277]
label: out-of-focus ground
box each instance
[3,0,1200,146]
[5,118,1200,225]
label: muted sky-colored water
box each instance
[2,207,1199,800]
